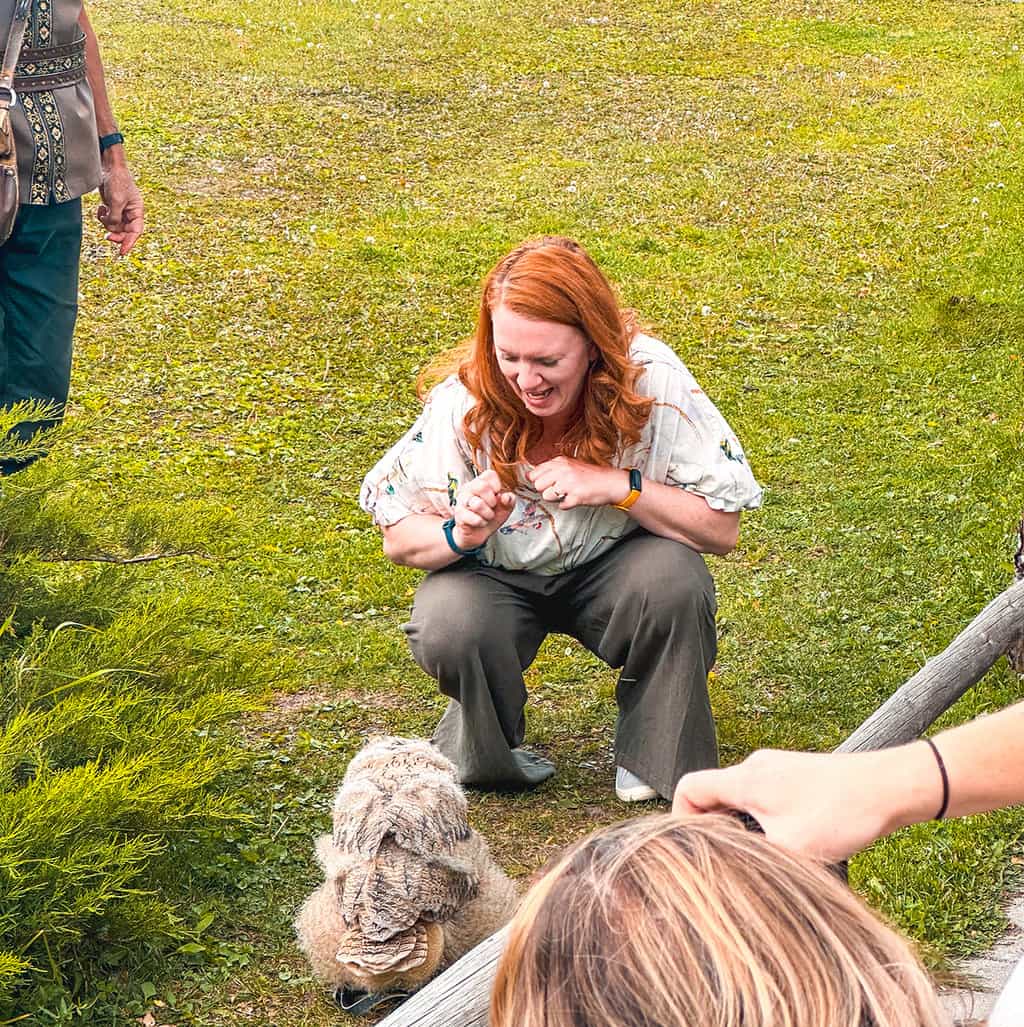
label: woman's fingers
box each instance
[465,494,498,518]
[455,508,487,529]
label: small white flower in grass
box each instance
[566,182,577,194]
[700,305,712,317]
[971,196,980,203]
[341,112,350,120]
[309,224,317,233]
[542,79,551,89]
[365,235,376,244]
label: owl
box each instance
[294,737,519,1015]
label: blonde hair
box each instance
[491,814,946,1027]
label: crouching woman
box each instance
[359,236,762,801]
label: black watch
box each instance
[99,131,125,154]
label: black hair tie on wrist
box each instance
[923,737,950,821]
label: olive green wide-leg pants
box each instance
[0,199,83,474]
[405,531,719,800]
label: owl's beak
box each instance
[334,985,412,1016]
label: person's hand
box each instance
[672,748,911,862]
[451,470,516,551]
[97,163,144,256]
[528,457,630,510]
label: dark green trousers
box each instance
[0,199,83,474]
[406,531,720,800]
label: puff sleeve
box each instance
[631,337,763,513]
[359,378,479,527]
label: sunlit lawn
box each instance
[15,0,1024,1022]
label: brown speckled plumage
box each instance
[294,737,519,999]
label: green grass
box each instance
[2,0,1023,1021]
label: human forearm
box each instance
[852,704,1024,838]
[79,6,144,254]
[528,459,741,555]
[79,8,122,158]
[627,478,740,555]
[926,702,1024,820]
[381,516,465,570]
[381,472,516,570]
[674,702,1024,861]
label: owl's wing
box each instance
[333,771,470,859]
[335,839,480,942]
[334,921,431,975]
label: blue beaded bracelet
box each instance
[442,518,484,557]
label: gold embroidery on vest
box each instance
[20,93,52,204]
[39,91,69,201]
[30,0,53,48]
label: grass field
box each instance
[2,0,1023,1022]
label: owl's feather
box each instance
[296,736,518,994]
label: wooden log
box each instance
[376,927,508,1027]
[379,577,1024,1026]
[840,577,1024,753]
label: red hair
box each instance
[419,237,653,492]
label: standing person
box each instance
[360,236,762,802]
[0,1,143,474]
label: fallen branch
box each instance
[378,577,1024,1027]
[40,550,206,565]
[840,577,1024,753]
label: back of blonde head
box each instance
[491,814,946,1027]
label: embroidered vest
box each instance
[0,0,101,204]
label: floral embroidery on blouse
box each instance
[360,335,763,575]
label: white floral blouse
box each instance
[360,335,763,575]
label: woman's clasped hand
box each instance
[526,457,631,509]
[451,470,517,550]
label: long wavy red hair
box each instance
[419,237,653,492]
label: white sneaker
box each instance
[615,766,659,802]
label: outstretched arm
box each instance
[673,701,1024,861]
[79,5,144,255]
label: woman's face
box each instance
[492,304,596,423]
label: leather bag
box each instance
[0,0,31,244]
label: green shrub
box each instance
[0,409,273,1017]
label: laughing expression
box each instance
[492,304,595,423]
